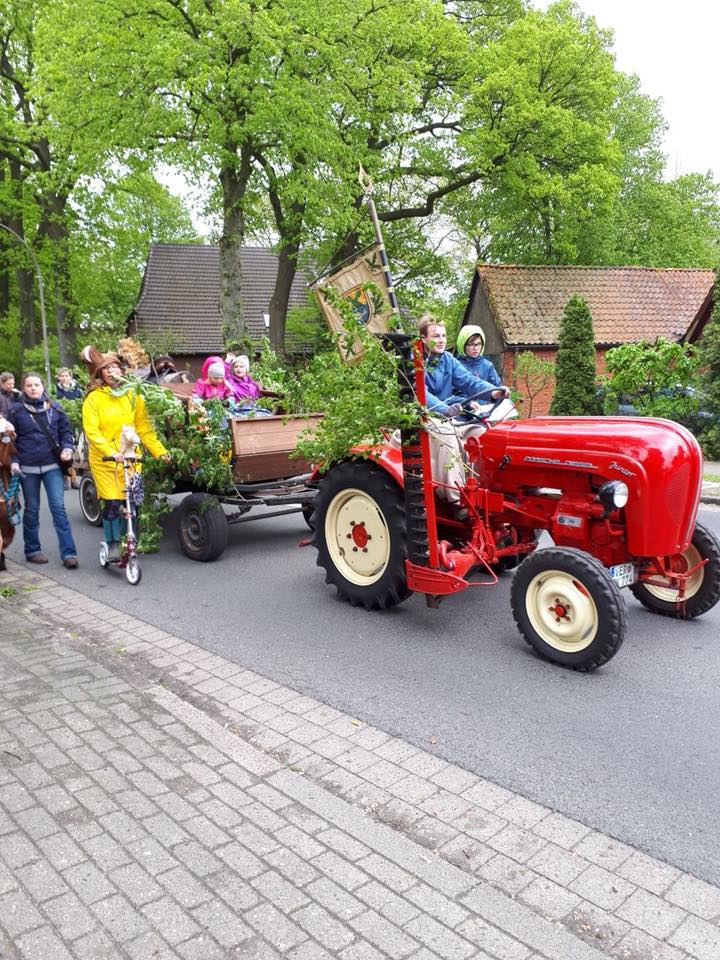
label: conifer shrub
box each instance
[549,295,600,415]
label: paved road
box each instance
[8,493,720,886]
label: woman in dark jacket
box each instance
[54,367,84,400]
[9,372,78,568]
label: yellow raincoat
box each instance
[82,387,167,500]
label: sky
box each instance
[534,0,719,182]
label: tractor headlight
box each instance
[598,480,629,511]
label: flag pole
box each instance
[358,166,402,328]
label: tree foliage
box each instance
[0,0,198,373]
[549,295,598,415]
[602,338,709,440]
[513,351,555,418]
[2,0,718,372]
[444,7,720,268]
[603,338,698,403]
[696,273,720,456]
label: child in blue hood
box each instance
[455,325,501,388]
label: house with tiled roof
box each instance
[127,244,313,374]
[462,265,714,415]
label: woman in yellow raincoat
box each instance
[80,346,168,559]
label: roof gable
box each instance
[472,265,714,347]
[132,244,312,352]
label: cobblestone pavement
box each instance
[1,560,719,960]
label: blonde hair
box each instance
[418,313,444,338]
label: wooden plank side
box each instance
[232,452,311,483]
[231,415,321,458]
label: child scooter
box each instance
[99,454,143,585]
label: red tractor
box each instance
[310,335,720,671]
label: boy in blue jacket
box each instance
[420,316,504,414]
[418,316,509,517]
[455,325,501,388]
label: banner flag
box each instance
[311,245,394,363]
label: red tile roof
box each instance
[473,265,714,346]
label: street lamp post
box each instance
[0,223,52,387]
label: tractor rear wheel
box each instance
[630,521,720,619]
[312,462,411,610]
[511,547,626,671]
[302,503,315,530]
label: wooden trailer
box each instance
[76,385,321,562]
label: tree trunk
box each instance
[219,151,252,347]
[0,166,9,323]
[0,252,8,321]
[333,230,359,268]
[6,158,36,350]
[262,179,305,354]
[40,191,74,366]
[269,244,299,354]
[17,268,35,351]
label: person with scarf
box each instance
[8,372,79,567]
[80,345,169,561]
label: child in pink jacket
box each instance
[192,357,234,402]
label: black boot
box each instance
[0,552,6,572]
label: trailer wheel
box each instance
[511,548,626,671]
[177,493,228,562]
[630,521,720,619]
[79,475,102,526]
[313,462,411,610]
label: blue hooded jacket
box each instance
[424,352,497,415]
[455,353,501,387]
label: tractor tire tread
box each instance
[511,547,626,672]
[630,521,720,619]
[312,461,411,611]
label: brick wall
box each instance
[504,347,610,417]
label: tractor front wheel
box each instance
[511,548,626,671]
[631,521,720,619]
[312,462,411,610]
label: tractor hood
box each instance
[478,416,703,556]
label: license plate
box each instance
[609,562,637,588]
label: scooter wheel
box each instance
[125,556,142,585]
[99,542,110,569]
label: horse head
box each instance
[119,423,141,457]
[0,417,17,470]
[0,416,18,561]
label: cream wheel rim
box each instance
[325,488,391,586]
[525,570,598,652]
[643,543,704,602]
